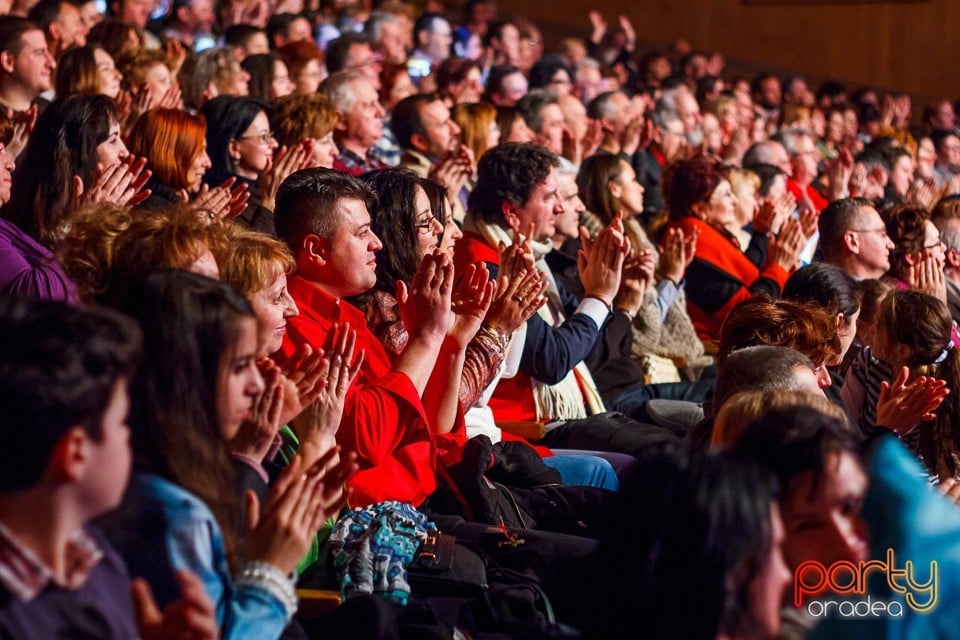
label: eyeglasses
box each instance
[416,219,438,234]
[851,227,889,238]
[925,238,946,250]
[236,131,276,144]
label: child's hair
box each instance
[879,288,960,477]
[711,389,851,450]
[117,270,254,564]
[0,296,141,491]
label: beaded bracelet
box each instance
[236,561,299,619]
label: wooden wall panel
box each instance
[510,0,958,102]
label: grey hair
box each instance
[319,70,369,113]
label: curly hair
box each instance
[218,223,296,298]
[271,93,338,146]
[468,142,558,225]
[883,203,930,278]
[60,204,229,304]
[718,296,842,367]
[662,156,725,221]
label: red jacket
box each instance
[278,276,438,507]
[672,217,790,343]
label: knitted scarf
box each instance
[464,215,606,420]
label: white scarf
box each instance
[464,215,607,420]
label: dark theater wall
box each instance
[508,0,958,103]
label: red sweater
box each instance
[278,276,438,508]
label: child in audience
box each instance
[103,270,355,640]
[0,296,216,639]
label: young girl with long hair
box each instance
[103,270,354,639]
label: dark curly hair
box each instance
[662,156,726,222]
[883,204,930,279]
[468,142,558,226]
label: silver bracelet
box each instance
[236,561,299,619]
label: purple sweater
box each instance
[0,217,77,303]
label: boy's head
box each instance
[0,297,140,513]
[732,405,869,569]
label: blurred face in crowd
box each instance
[0,142,15,204]
[917,137,937,178]
[931,100,956,131]
[609,160,645,216]
[271,59,294,99]
[420,17,452,62]
[239,32,270,58]
[888,155,915,198]
[533,103,565,155]
[495,23,521,65]
[117,0,154,29]
[285,17,312,44]
[557,94,587,148]
[308,132,338,169]
[93,47,121,99]
[180,0,215,35]
[6,29,56,94]
[186,144,211,193]
[843,108,859,139]
[79,0,103,30]
[141,60,174,100]
[781,450,870,569]
[343,43,382,90]
[545,68,572,97]
[377,20,408,65]
[416,99,460,157]
[294,58,323,95]
[250,269,299,356]
[450,66,482,104]
[746,504,791,639]
[96,119,130,166]
[756,76,781,109]
[52,0,89,51]
[825,110,844,144]
[504,113,534,144]
[658,118,687,163]
[789,134,820,186]
[233,111,277,178]
[731,178,758,227]
[338,78,385,150]
[937,134,960,171]
[697,179,737,228]
[493,70,527,106]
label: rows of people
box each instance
[2,0,960,637]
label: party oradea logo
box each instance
[794,549,938,618]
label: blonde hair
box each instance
[451,102,498,162]
[711,389,850,449]
[60,205,229,303]
[218,223,296,297]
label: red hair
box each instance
[277,39,324,79]
[663,156,725,221]
[126,108,206,191]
